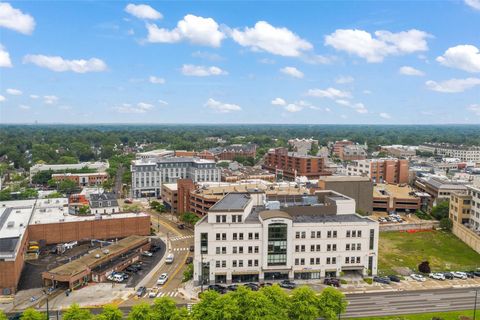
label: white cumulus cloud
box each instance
[467,104,480,116]
[307,87,351,99]
[436,45,480,73]
[379,112,392,119]
[43,95,58,104]
[0,44,12,67]
[149,76,166,84]
[0,2,35,35]
[158,99,168,105]
[285,103,303,113]
[147,14,225,47]
[280,66,304,78]
[0,95,5,102]
[325,29,430,63]
[23,55,107,73]
[205,98,241,113]
[426,78,480,93]
[114,102,154,114]
[6,88,22,95]
[231,21,313,57]
[181,64,227,77]
[335,75,354,84]
[124,4,162,20]
[465,0,480,10]
[399,66,425,76]
[271,98,287,106]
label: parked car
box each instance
[126,266,139,273]
[177,224,185,229]
[373,276,391,284]
[474,270,480,277]
[244,283,259,291]
[157,273,169,285]
[443,272,454,280]
[279,280,296,289]
[453,271,467,279]
[208,284,227,294]
[149,288,159,298]
[136,286,147,297]
[142,251,153,257]
[150,245,161,253]
[185,257,193,264]
[131,263,143,270]
[323,278,341,287]
[429,273,445,280]
[388,275,401,282]
[464,271,475,278]
[410,274,426,282]
[116,272,128,279]
[227,284,238,291]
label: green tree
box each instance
[191,290,224,320]
[58,156,79,164]
[78,205,90,215]
[62,304,93,320]
[259,284,290,320]
[46,192,63,198]
[181,212,200,226]
[20,308,46,320]
[440,217,453,231]
[431,201,450,220]
[317,287,348,320]
[183,263,193,282]
[127,303,152,320]
[151,297,179,320]
[56,179,78,194]
[289,286,320,320]
[0,311,6,320]
[97,305,123,320]
[232,287,277,320]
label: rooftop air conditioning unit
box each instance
[95,254,101,258]
[7,221,14,228]
[103,249,109,254]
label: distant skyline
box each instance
[0,1,479,124]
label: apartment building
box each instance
[193,191,379,285]
[419,143,480,162]
[135,149,174,160]
[51,172,108,187]
[263,147,331,180]
[208,144,257,161]
[340,145,367,161]
[332,140,353,157]
[449,191,471,225]
[381,145,416,158]
[131,157,220,198]
[288,138,319,156]
[346,158,409,184]
[467,180,480,231]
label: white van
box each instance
[165,253,174,264]
[113,274,124,282]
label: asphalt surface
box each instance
[344,287,479,318]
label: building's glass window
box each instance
[369,229,375,250]
[201,233,208,254]
[267,223,288,266]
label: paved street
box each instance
[344,287,479,318]
[121,212,194,305]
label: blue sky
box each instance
[0,0,479,124]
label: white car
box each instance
[148,288,159,298]
[142,251,153,257]
[157,273,168,285]
[410,274,426,282]
[429,273,445,280]
[453,271,467,279]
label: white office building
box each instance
[419,143,480,162]
[131,157,220,198]
[193,191,379,285]
[467,179,480,231]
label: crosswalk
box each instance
[170,235,194,241]
[157,291,179,297]
[173,247,189,251]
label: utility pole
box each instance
[474,289,478,320]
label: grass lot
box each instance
[350,309,475,320]
[378,230,480,275]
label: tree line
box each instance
[0,285,347,320]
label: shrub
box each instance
[363,278,373,285]
[418,261,431,274]
[340,279,348,285]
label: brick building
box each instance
[51,172,109,187]
[346,158,409,184]
[263,148,331,180]
[208,144,257,161]
[0,198,150,295]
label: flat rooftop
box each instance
[373,184,417,199]
[209,193,252,212]
[162,183,178,191]
[319,176,371,182]
[45,235,147,277]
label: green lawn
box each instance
[350,309,475,320]
[378,230,480,275]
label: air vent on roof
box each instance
[95,254,101,258]
[103,249,109,255]
[7,221,14,228]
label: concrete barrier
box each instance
[380,221,439,232]
[452,222,480,254]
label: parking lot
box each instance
[123,239,165,288]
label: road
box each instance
[344,287,478,318]
[121,212,194,305]
[113,164,124,198]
